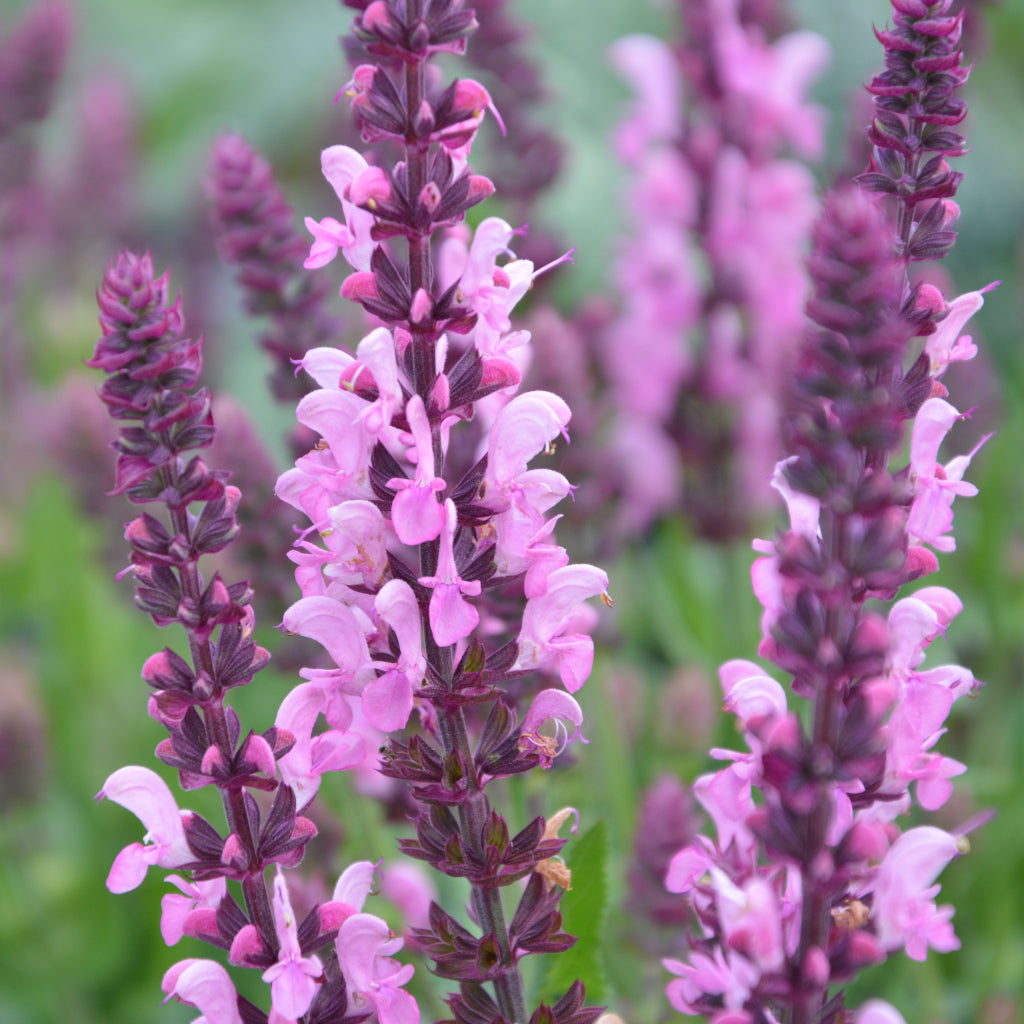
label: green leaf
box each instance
[537,820,609,1007]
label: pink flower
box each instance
[871,826,961,961]
[345,327,403,436]
[319,499,390,589]
[161,959,242,1024]
[297,345,356,389]
[480,391,574,575]
[692,762,756,855]
[387,394,446,545]
[304,145,376,272]
[257,869,325,1019]
[908,398,986,552]
[769,458,820,542]
[714,0,830,159]
[608,34,680,163]
[282,595,375,692]
[664,945,760,1016]
[298,387,378,482]
[517,689,586,768]
[856,1001,907,1024]
[275,683,366,809]
[98,766,195,893]
[160,875,227,946]
[418,499,481,648]
[337,913,420,1024]
[449,217,536,356]
[665,838,717,896]
[925,289,985,377]
[711,869,785,972]
[316,859,382,935]
[719,659,788,730]
[886,588,960,676]
[513,564,609,691]
[333,859,377,911]
[357,579,428,733]
[883,677,965,810]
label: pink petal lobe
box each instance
[362,669,414,732]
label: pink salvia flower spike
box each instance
[661,3,986,1023]
[282,4,611,1024]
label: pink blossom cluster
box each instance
[657,4,987,1017]
[663,288,983,1024]
[602,0,829,536]
[661,237,989,1023]
[100,773,418,1024]
[93,1,611,1016]
[277,182,607,784]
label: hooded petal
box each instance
[162,959,243,1024]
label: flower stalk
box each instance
[661,4,985,1024]
[279,3,609,1023]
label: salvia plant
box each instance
[79,0,1002,1023]
[660,2,990,1023]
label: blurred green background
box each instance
[0,1,1022,1023]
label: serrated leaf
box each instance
[536,820,609,1007]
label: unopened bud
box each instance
[419,181,442,215]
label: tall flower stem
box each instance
[281,5,609,1024]
[661,5,984,1024]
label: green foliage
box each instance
[537,821,609,1008]
[0,477,189,1024]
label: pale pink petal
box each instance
[376,984,421,1024]
[665,841,715,894]
[162,959,243,1024]
[428,585,479,648]
[333,861,378,911]
[720,659,787,726]
[712,870,784,972]
[337,913,391,994]
[107,843,156,894]
[460,217,514,294]
[362,669,414,732]
[486,391,571,487]
[282,596,372,681]
[375,580,424,675]
[160,876,226,946]
[547,634,595,693]
[99,766,193,891]
[925,290,984,376]
[299,346,356,390]
[264,958,320,1020]
[872,826,960,958]
[770,457,820,540]
[910,398,959,478]
[391,483,446,545]
[518,689,586,766]
[856,1000,907,1024]
[608,34,680,161]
